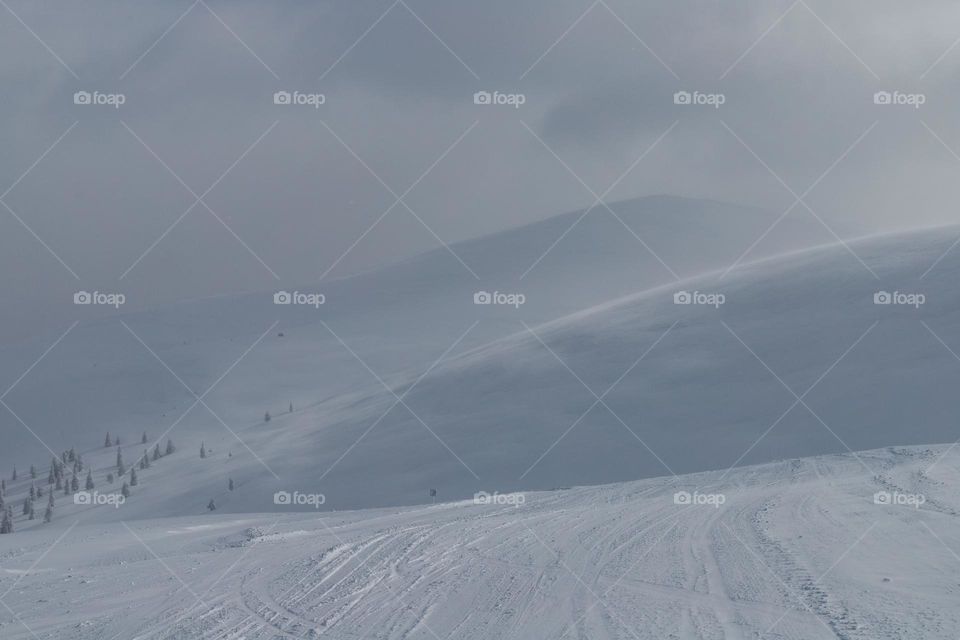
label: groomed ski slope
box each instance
[2,444,958,639]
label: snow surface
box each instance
[0,445,957,639]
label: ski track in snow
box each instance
[1,445,958,639]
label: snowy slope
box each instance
[1,224,957,525]
[0,196,837,473]
[1,445,957,639]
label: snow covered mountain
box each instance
[1,445,956,639]
[2,220,958,523]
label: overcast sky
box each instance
[2,0,960,342]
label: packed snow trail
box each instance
[1,444,958,639]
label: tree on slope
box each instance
[85,470,94,491]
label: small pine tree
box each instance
[29,484,35,500]
[105,432,112,447]
[120,482,130,498]
[207,498,216,511]
[37,485,43,498]
[28,504,35,520]
[70,475,79,492]
[75,454,83,472]
[0,507,12,533]
[22,496,31,515]
[106,472,114,483]
[68,448,75,462]
[43,503,53,523]
[47,463,55,485]
[115,436,121,445]
[165,439,175,455]
[85,470,94,490]
[30,464,36,479]
[141,432,147,444]
[116,446,124,473]
[55,475,62,490]
[153,444,162,461]
[228,478,234,491]
[200,442,206,459]
[264,411,271,423]
[47,492,54,508]
[289,402,293,413]
[130,468,138,487]
[12,466,16,481]
[63,481,70,496]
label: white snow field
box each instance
[1,445,958,639]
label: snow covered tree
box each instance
[63,481,70,496]
[165,439,175,455]
[200,442,206,459]
[29,465,36,479]
[264,411,271,423]
[22,496,31,515]
[116,447,125,476]
[129,468,138,487]
[106,472,114,483]
[153,444,162,461]
[105,432,112,447]
[28,504,34,520]
[207,498,216,511]
[120,482,130,498]
[37,485,43,498]
[55,474,62,491]
[85,470,94,491]
[140,450,150,469]
[68,448,75,463]
[43,503,53,523]
[228,478,234,491]
[115,436,121,445]
[11,466,16,481]
[289,402,293,413]
[71,474,79,492]
[141,432,147,444]
[47,462,55,485]
[75,454,83,472]
[0,507,12,533]
[28,484,35,500]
